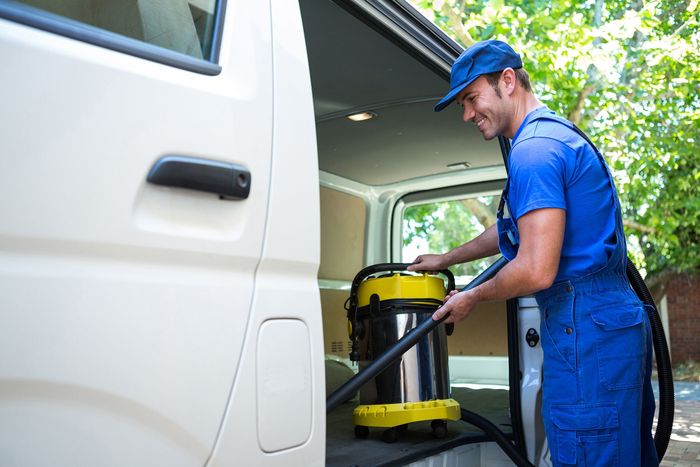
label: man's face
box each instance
[456,75,510,140]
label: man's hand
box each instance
[432,290,479,324]
[444,290,459,301]
[407,254,447,272]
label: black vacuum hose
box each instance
[459,408,534,467]
[457,256,533,466]
[626,259,674,459]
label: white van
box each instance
[0,1,551,465]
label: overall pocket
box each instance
[542,293,577,373]
[550,403,619,466]
[589,304,646,390]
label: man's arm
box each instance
[433,208,565,323]
[407,224,500,272]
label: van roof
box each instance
[300,0,502,186]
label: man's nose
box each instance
[462,106,474,123]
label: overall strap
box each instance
[530,115,604,160]
[527,114,620,205]
[497,179,509,220]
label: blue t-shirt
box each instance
[507,107,618,281]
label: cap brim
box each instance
[433,78,474,112]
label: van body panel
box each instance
[0,1,273,465]
[207,0,325,465]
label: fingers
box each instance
[407,254,444,272]
[406,256,423,271]
[434,291,458,321]
[435,291,478,324]
[443,290,458,302]
[443,290,459,302]
[432,302,450,322]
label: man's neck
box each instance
[506,93,543,139]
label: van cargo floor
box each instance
[326,387,512,467]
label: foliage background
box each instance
[405,0,699,279]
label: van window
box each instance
[16,0,218,60]
[402,193,500,284]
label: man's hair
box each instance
[484,68,532,96]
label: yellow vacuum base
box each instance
[353,398,461,428]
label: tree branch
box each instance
[672,15,695,36]
[460,199,496,229]
[567,0,603,124]
[624,219,656,234]
[568,84,597,124]
[441,0,472,46]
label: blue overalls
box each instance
[497,114,658,466]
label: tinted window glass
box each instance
[18,0,218,60]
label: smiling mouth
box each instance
[475,116,486,131]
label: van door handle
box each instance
[147,155,251,199]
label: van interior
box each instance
[299,1,513,465]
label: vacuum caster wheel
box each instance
[381,427,398,443]
[431,419,447,439]
[354,425,369,439]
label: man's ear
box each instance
[501,68,517,96]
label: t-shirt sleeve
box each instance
[508,137,570,221]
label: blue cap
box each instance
[434,40,523,112]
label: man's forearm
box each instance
[430,208,564,324]
[471,210,564,303]
[472,257,551,303]
[408,224,500,273]
[444,224,500,266]
[432,256,548,324]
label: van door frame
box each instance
[340,0,531,459]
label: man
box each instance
[408,40,657,466]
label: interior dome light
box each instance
[347,111,377,122]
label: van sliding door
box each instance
[0,2,273,466]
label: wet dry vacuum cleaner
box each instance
[345,263,459,443]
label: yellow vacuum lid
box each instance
[357,273,445,307]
